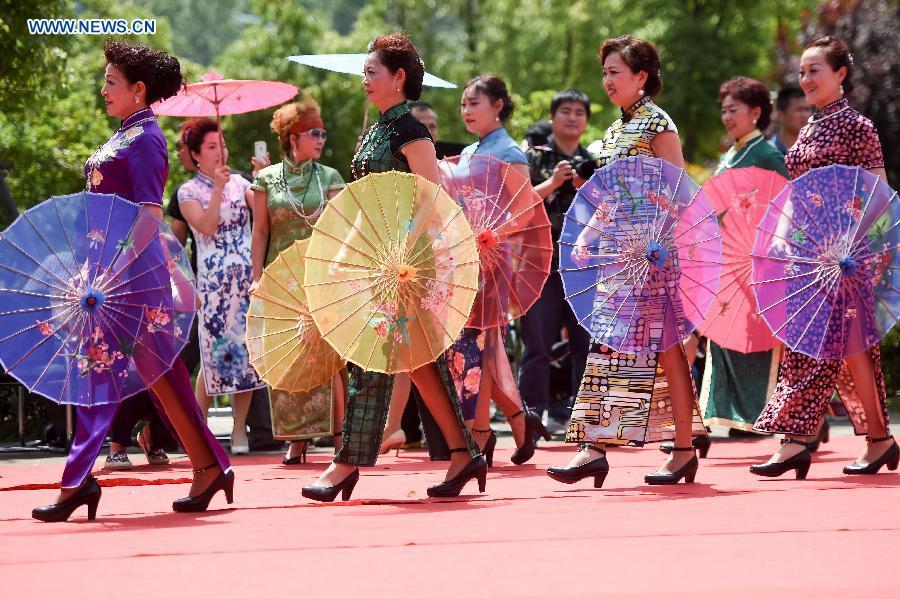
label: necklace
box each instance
[722,135,765,169]
[808,106,850,124]
[350,116,401,180]
[278,160,325,225]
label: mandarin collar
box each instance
[195,170,215,186]
[621,95,652,123]
[379,102,409,123]
[733,129,762,150]
[815,97,849,117]
[479,126,507,144]
[284,155,313,174]
[120,108,155,131]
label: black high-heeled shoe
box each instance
[32,475,101,522]
[843,435,899,475]
[645,447,699,485]
[546,444,609,488]
[426,449,488,498]
[750,438,811,480]
[301,467,360,502]
[510,409,551,466]
[172,463,235,512]
[660,435,711,458]
[471,428,497,467]
[807,418,830,453]
[283,439,310,465]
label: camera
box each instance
[530,145,597,180]
[570,154,597,180]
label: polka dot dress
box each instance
[754,98,889,436]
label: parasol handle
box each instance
[361,95,369,135]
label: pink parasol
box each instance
[438,154,552,329]
[153,72,298,163]
[698,167,788,352]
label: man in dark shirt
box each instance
[519,89,593,434]
[769,86,811,155]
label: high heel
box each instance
[660,435,711,458]
[172,463,235,512]
[645,447,699,485]
[471,428,496,467]
[843,435,899,475]
[547,444,609,488]
[32,475,102,522]
[283,439,310,465]
[510,409,550,466]
[301,467,360,502]
[750,438,812,480]
[807,418,830,453]
[426,449,488,498]
[379,429,406,456]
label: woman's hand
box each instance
[251,153,270,178]
[213,165,231,189]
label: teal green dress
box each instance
[700,129,787,431]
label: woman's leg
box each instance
[195,368,212,419]
[230,390,252,451]
[381,372,411,451]
[844,350,892,463]
[410,363,476,480]
[313,367,392,487]
[657,345,697,473]
[333,371,346,452]
[150,361,230,496]
[56,403,118,501]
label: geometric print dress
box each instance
[178,171,265,396]
[753,98,889,436]
[567,96,706,446]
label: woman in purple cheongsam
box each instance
[32,41,232,522]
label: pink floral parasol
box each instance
[698,167,788,352]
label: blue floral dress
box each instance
[178,172,264,395]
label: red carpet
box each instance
[1,436,897,598]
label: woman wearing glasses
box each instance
[250,99,348,465]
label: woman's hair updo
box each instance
[368,33,425,101]
[806,35,855,95]
[103,39,184,104]
[464,74,515,121]
[598,35,663,97]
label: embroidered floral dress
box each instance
[61,108,229,489]
[700,130,787,431]
[754,98,889,436]
[178,172,264,395]
[250,157,345,439]
[567,96,707,446]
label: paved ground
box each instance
[1,422,897,598]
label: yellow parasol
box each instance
[304,172,479,373]
[245,239,343,392]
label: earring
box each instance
[638,89,645,97]
[753,119,757,125]
[134,95,140,104]
[495,116,500,122]
[840,85,845,96]
[395,84,400,93]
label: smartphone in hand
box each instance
[254,141,267,162]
